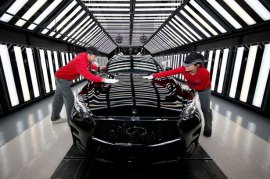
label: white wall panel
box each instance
[252,43,270,107]
[0,44,19,107]
[239,45,258,102]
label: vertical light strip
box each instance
[229,47,244,98]
[0,0,28,22]
[240,45,258,102]
[0,44,19,106]
[207,50,213,72]
[26,48,40,98]
[211,49,220,91]
[61,52,65,66]
[14,46,30,101]
[53,51,60,70]
[47,50,56,90]
[217,48,229,93]
[244,0,270,21]
[65,53,69,64]
[39,49,50,93]
[252,43,270,107]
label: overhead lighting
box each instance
[181,10,211,38]
[42,1,76,34]
[59,11,85,37]
[189,0,226,33]
[207,50,213,73]
[171,19,194,42]
[223,0,256,25]
[244,0,270,21]
[84,3,129,7]
[94,14,130,16]
[136,8,175,11]
[185,5,218,36]
[65,17,90,40]
[15,0,47,27]
[174,15,202,40]
[252,43,270,107]
[206,0,242,29]
[28,0,62,30]
[0,0,28,22]
[0,44,19,106]
[50,3,80,37]
[135,14,170,16]
[136,3,180,7]
[229,46,244,98]
[89,8,129,11]
[240,45,258,102]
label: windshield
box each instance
[107,55,163,73]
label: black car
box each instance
[69,55,202,164]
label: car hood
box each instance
[77,73,194,118]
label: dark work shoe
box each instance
[203,130,212,137]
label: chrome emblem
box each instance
[126,127,147,137]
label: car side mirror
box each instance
[165,67,172,71]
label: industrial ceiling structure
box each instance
[0,0,270,55]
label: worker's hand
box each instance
[181,84,190,90]
[104,78,119,84]
[142,75,153,80]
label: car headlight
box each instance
[73,96,93,120]
[181,98,197,120]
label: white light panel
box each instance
[252,43,270,107]
[14,46,31,102]
[223,0,256,25]
[15,0,47,27]
[28,0,62,30]
[0,0,28,23]
[61,52,65,66]
[217,48,229,93]
[207,50,213,72]
[0,44,19,106]
[26,48,40,98]
[39,49,50,93]
[211,49,220,91]
[206,0,242,29]
[190,0,226,33]
[47,50,56,90]
[244,0,270,21]
[240,45,258,102]
[53,51,59,70]
[229,46,244,98]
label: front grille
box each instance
[92,120,180,145]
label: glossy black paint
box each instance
[69,55,202,163]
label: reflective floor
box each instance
[0,82,269,179]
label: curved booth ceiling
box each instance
[0,0,270,54]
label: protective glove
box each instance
[142,75,153,80]
[104,78,119,84]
